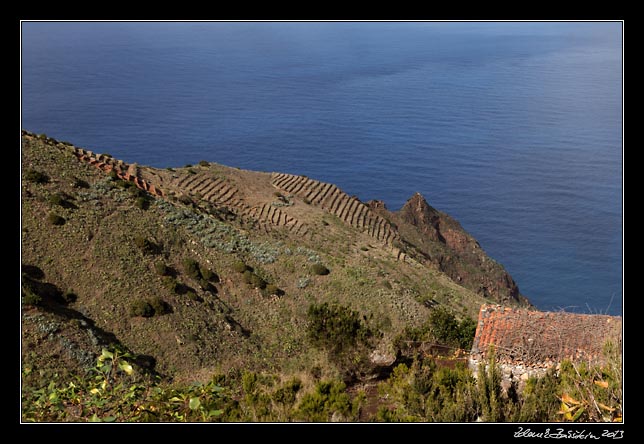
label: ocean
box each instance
[20,21,623,315]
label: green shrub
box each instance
[178,195,193,206]
[307,302,371,353]
[149,297,171,316]
[311,263,330,276]
[134,197,149,210]
[263,283,281,296]
[129,300,154,318]
[24,169,49,184]
[272,378,302,407]
[198,160,209,167]
[72,177,90,189]
[117,179,135,189]
[303,198,311,205]
[162,276,179,294]
[233,261,249,273]
[109,170,120,181]
[477,349,503,422]
[428,307,477,350]
[47,213,66,226]
[199,279,216,293]
[48,192,66,206]
[183,258,201,280]
[129,186,146,198]
[154,261,168,276]
[243,270,266,289]
[186,291,200,302]
[22,287,42,306]
[134,236,158,255]
[199,266,219,282]
[295,380,353,422]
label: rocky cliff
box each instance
[369,192,530,306]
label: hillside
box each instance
[21,130,531,402]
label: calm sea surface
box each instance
[21,22,623,315]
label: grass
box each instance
[20,131,536,420]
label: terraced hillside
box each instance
[270,173,404,259]
[21,130,529,389]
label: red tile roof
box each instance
[470,304,622,367]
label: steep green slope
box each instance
[21,130,527,387]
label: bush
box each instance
[311,263,330,276]
[307,302,371,353]
[129,186,145,198]
[129,300,154,318]
[154,261,168,276]
[117,179,135,189]
[232,261,249,273]
[183,258,202,280]
[162,276,180,294]
[263,284,281,297]
[198,160,210,167]
[295,380,353,422]
[22,287,42,306]
[199,266,219,283]
[134,197,149,210]
[24,169,49,184]
[47,213,66,226]
[134,236,158,255]
[48,193,66,206]
[178,195,193,206]
[149,297,171,316]
[243,270,266,289]
[199,279,217,294]
[186,291,201,302]
[429,307,477,350]
[72,177,90,189]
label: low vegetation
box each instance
[21,341,621,422]
[20,132,621,423]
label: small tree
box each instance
[477,347,503,422]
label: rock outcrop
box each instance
[372,192,530,306]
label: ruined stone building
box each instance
[469,304,622,383]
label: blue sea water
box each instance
[20,21,623,315]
